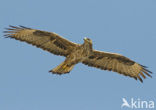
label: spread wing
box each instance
[4,25,79,57]
[82,50,152,82]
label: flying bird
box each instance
[4,25,152,82]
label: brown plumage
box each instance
[4,25,152,82]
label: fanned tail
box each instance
[49,62,75,74]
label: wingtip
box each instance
[3,31,13,33]
[140,79,143,83]
[4,27,15,30]
[19,25,31,29]
[8,25,18,28]
[133,76,143,83]
[140,64,148,68]
[140,64,153,78]
[7,25,31,29]
[138,75,143,83]
[144,68,152,74]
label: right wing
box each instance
[82,50,152,82]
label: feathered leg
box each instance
[49,61,75,74]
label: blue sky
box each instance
[0,0,156,110]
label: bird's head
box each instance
[83,37,92,44]
[83,37,93,52]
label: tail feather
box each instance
[49,62,75,74]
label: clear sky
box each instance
[0,0,156,110]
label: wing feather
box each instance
[4,25,79,56]
[107,59,113,71]
[82,50,152,82]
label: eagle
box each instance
[4,25,152,82]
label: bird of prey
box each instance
[4,25,152,82]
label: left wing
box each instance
[4,25,79,57]
[82,50,152,82]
